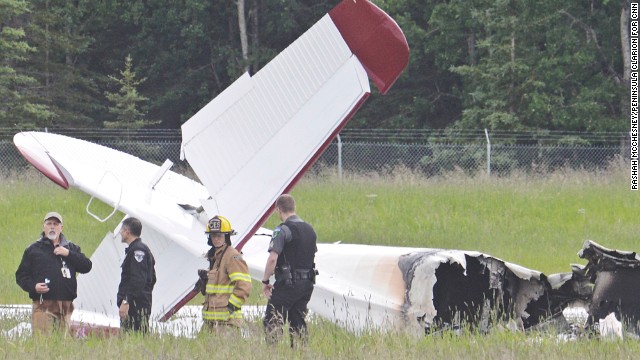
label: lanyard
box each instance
[55,244,68,268]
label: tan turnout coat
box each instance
[203,244,252,326]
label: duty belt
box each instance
[293,269,315,280]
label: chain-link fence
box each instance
[0,129,630,178]
[314,143,625,177]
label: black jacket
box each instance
[15,234,92,301]
[117,238,156,306]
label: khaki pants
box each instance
[32,300,74,335]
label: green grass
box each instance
[1,317,640,359]
[275,164,639,274]
[2,164,639,358]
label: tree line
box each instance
[0,0,630,139]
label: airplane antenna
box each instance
[149,159,174,189]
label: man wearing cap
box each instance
[15,212,93,335]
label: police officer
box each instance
[200,215,252,333]
[15,211,93,335]
[262,194,317,347]
[117,217,156,333]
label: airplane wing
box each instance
[180,0,409,250]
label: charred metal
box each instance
[397,241,640,337]
[579,240,640,333]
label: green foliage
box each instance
[1,0,630,134]
[22,0,103,127]
[0,0,54,127]
[104,55,159,129]
[439,0,626,132]
[418,144,486,175]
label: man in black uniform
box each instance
[16,211,93,335]
[117,217,156,333]
[261,194,317,347]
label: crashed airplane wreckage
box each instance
[400,249,556,333]
[376,240,637,335]
[405,239,640,336]
[578,240,640,333]
[7,0,637,338]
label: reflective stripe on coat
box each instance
[203,245,252,325]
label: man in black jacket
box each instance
[16,211,93,335]
[117,217,156,333]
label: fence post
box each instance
[484,128,491,176]
[337,134,343,181]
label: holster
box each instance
[275,264,293,287]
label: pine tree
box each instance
[104,55,158,129]
[0,0,53,127]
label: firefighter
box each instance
[199,215,252,333]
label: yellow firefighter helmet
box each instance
[205,215,236,235]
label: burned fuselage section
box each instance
[578,240,640,332]
[398,250,559,333]
[396,240,640,336]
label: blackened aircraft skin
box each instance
[397,240,640,335]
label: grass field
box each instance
[1,164,639,359]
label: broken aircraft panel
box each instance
[546,264,593,313]
[578,240,640,331]
[395,240,640,336]
[399,250,561,333]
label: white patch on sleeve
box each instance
[134,250,145,262]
